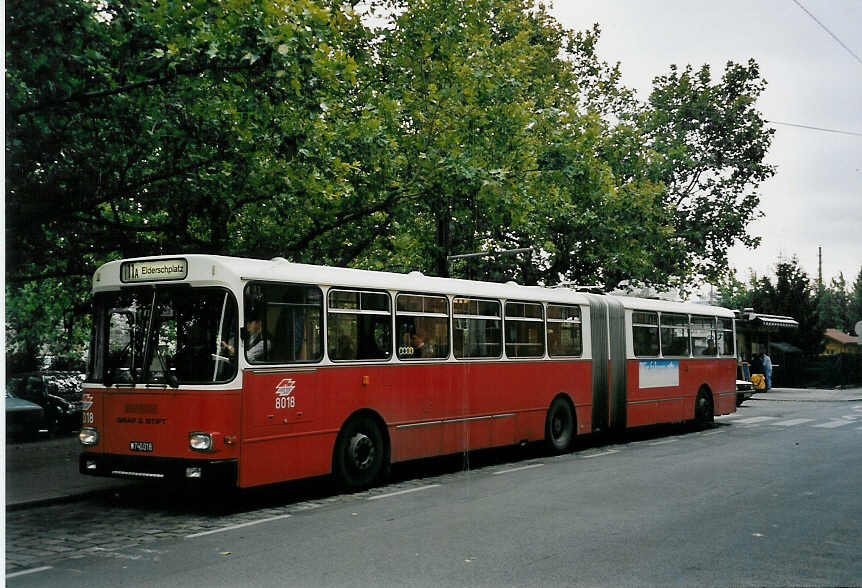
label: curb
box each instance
[6,486,129,512]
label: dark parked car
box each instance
[5,372,83,435]
[5,390,45,439]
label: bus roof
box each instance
[93,254,733,318]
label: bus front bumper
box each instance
[80,452,238,485]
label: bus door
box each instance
[240,368,320,486]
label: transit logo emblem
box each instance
[81,393,94,411]
[276,378,296,397]
[274,378,297,410]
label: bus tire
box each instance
[333,414,387,489]
[694,387,714,425]
[545,396,575,454]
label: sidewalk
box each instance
[4,435,135,510]
[751,386,862,402]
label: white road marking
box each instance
[185,514,292,538]
[813,420,853,429]
[769,418,815,426]
[6,566,53,579]
[581,450,620,459]
[367,484,441,500]
[700,430,724,436]
[734,416,779,424]
[492,463,545,476]
[649,439,679,446]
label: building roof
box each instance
[737,312,799,329]
[824,328,858,345]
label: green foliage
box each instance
[640,61,775,284]
[852,268,862,335]
[6,0,775,361]
[818,269,862,334]
[721,258,825,356]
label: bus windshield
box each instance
[89,287,238,386]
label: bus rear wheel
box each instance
[333,415,387,489]
[545,396,575,454]
[694,388,714,425]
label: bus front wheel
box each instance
[333,415,387,489]
[545,396,575,454]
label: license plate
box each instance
[129,441,153,452]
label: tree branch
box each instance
[10,62,254,117]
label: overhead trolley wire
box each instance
[766,120,862,138]
[791,0,862,66]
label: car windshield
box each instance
[89,286,238,386]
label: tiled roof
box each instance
[824,328,858,345]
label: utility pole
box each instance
[818,246,823,290]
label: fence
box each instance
[799,353,862,389]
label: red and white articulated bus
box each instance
[80,255,737,489]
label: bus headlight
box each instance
[189,432,213,452]
[79,427,99,446]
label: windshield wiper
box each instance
[155,346,179,388]
[140,289,158,385]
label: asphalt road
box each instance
[7,391,862,587]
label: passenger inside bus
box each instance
[702,339,717,356]
[411,329,427,357]
[245,312,267,362]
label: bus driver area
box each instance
[79,255,737,491]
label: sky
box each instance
[550,0,862,287]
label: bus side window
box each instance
[660,313,689,357]
[632,311,659,357]
[396,294,450,360]
[718,318,734,356]
[328,290,392,361]
[505,301,545,358]
[691,316,717,356]
[548,304,582,357]
[453,297,501,359]
[244,283,323,364]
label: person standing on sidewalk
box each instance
[763,352,773,391]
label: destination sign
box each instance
[120,259,188,283]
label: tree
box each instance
[6,0,370,363]
[742,257,823,355]
[850,267,862,335]
[818,273,852,333]
[6,0,777,362]
[353,2,774,291]
[638,61,775,285]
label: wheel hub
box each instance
[348,433,375,471]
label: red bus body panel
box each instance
[85,388,242,461]
[239,361,593,487]
[83,357,734,488]
[625,358,736,427]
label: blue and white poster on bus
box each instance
[639,360,680,389]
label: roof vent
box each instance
[270,257,289,263]
[551,281,605,293]
[408,271,424,278]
